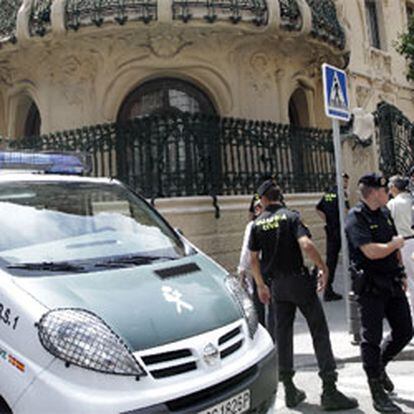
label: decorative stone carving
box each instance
[144,30,193,58]
[248,52,274,95]
[368,48,392,80]
[35,48,99,106]
[356,84,373,108]
[341,107,374,152]
[352,107,374,143]
[0,62,13,86]
[303,51,331,78]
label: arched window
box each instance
[117,78,216,122]
[116,78,217,197]
[24,102,41,137]
[288,88,309,127]
[288,88,310,191]
[14,96,41,138]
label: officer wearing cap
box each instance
[249,179,358,411]
[316,173,350,301]
[345,173,413,413]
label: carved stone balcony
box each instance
[0,0,347,61]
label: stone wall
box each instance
[155,193,325,272]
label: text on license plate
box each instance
[198,389,251,414]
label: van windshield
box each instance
[0,180,188,274]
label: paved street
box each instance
[272,268,414,413]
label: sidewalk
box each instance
[273,267,414,413]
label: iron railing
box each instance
[375,101,414,177]
[29,0,52,37]
[306,0,346,50]
[172,0,268,25]
[1,0,346,52]
[65,0,157,30]
[0,0,22,42]
[280,0,302,31]
[1,114,335,198]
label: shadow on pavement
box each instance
[394,396,414,410]
[277,400,365,413]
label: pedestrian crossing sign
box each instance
[322,63,350,122]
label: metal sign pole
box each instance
[332,119,351,331]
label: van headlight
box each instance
[226,276,258,338]
[37,308,145,377]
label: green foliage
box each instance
[396,16,414,81]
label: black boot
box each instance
[368,378,402,413]
[321,379,358,411]
[381,369,395,394]
[282,378,306,408]
[323,289,343,302]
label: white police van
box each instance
[0,152,277,414]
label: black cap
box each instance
[358,173,388,188]
[257,179,276,197]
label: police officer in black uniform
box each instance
[249,179,358,411]
[316,173,350,301]
[345,173,413,413]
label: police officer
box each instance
[345,173,413,413]
[316,173,350,301]
[249,179,358,411]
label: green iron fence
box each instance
[1,114,335,198]
[374,101,414,177]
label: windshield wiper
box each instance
[7,261,85,272]
[94,255,175,268]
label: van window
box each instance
[0,181,187,272]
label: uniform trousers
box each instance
[325,227,341,291]
[271,284,337,380]
[358,287,413,379]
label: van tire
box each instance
[0,397,12,414]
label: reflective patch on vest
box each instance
[256,214,288,231]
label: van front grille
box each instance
[218,326,241,345]
[151,362,197,379]
[137,323,246,380]
[141,349,192,365]
[220,340,243,359]
[218,325,244,359]
[141,348,197,379]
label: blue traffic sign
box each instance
[322,63,350,122]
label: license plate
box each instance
[198,389,251,414]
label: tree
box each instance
[396,17,414,81]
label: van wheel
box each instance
[0,397,12,414]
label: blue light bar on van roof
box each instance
[0,151,89,175]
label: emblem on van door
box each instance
[161,286,194,314]
[203,343,220,366]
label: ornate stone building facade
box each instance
[0,0,413,268]
[0,1,350,135]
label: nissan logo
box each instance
[203,343,220,366]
